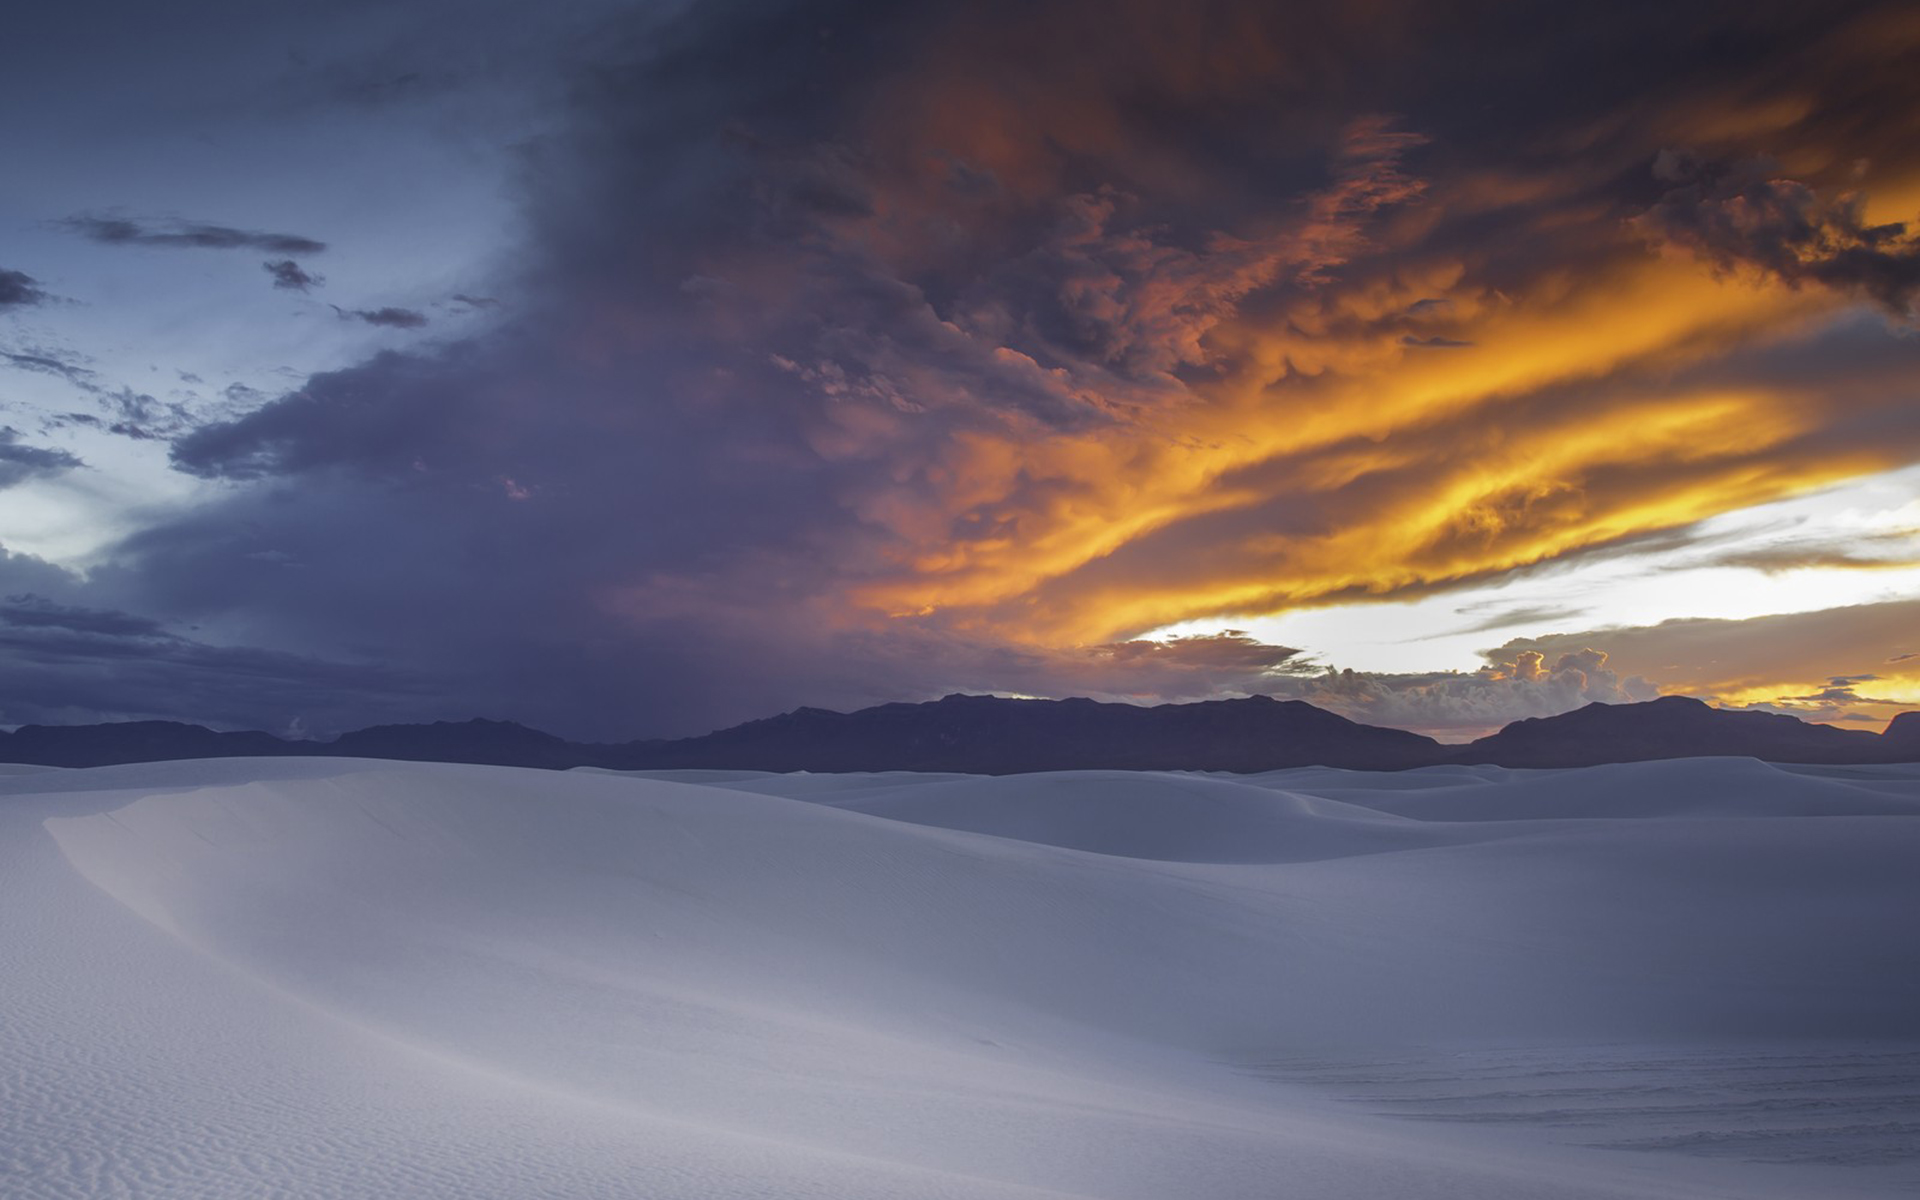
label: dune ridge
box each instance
[3,756,1917,1198]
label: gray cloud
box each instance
[333,305,428,328]
[0,594,165,637]
[65,215,327,256]
[3,348,99,392]
[1429,604,1590,638]
[1706,540,1920,573]
[0,269,50,311]
[263,260,323,291]
[0,429,84,489]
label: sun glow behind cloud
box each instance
[3,0,1920,738]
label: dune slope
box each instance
[3,757,1917,1198]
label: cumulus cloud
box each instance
[64,215,327,256]
[1259,648,1659,740]
[1492,599,1920,728]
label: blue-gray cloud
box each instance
[0,429,83,489]
[65,215,327,256]
[0,269,50,311]
[332,305,426,328]
[263,260,323,291]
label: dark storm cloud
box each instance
[0,598,427,731]
[65,215,327,256]
[0,594,165,637]
[0,560,404,730]
[263,260,323,291]
[332,305,427,328]
[0,269,50,311]
[16,0,1912,740]
[0,429,83,489]
[1636,159,1920,319]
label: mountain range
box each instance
[2,693,1916,772]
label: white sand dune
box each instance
[3,756,1917,1198]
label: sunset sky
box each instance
[2,0,1918,740]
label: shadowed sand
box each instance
[3,757,1916,1198]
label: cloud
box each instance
[1704,536,1920,573]
[263,260,323,291]
[1256,648,1659,740]
[0,268,50,311]
[1430,603,1590,638]
[0,607,427,732]
[1491,598,1920,727]
[0,594,165,637]
[2,348,99,392]
[18,0,1917,739]
[1635,157,1920,320]
[64,215,327,256]
[0,429,84,489]
[332,305,428,328]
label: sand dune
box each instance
[3,757,1916,1198]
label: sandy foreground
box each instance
[3,755,1916,1198]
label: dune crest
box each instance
[4,757,1917,1198]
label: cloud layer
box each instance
[4,0,1919,736]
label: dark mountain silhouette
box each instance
[1883,710,1920,753]
[1450,695,1890,767]
[0,694,1914,773]
[327,718,589,769]
[0,720,294,767]
[629,693,1443,773]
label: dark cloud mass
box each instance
[7,0,1920,737]
[0,268,50,310]
[1637,158,1920,319]
[64,215,327,256]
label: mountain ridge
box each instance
[1,693,1915,772]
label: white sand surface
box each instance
[3,756,1916,1198]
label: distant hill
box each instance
[0,720,294,768]
[1449,695,1890,767]
[0,694,1914,772]
[629,693,1444,773]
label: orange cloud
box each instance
[1491,599,1920,730]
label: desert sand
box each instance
[4,756,1916,1198]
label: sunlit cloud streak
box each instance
[4,0,1919,736]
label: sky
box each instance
[2,0,1918,742]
